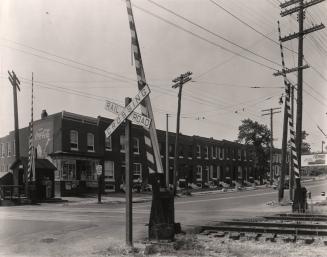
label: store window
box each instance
[133,163,142,181]
[104,161,115,181]
[62,160,76,180]
[70,130,78,150]
[105,136,112,151]
[196,144,201,158]
[196,165,202,181]
[133,137,140,154]
[87,133,95,152]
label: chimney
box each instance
[41,109,48,119]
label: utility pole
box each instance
[261,107,281,185]
[8,71,21,160]
[166,114,170,188]
[280,0,325,186]
[8,70,21,195]
[125,97,133,247]
[172,71,192,195]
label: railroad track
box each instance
[200,213,327,243]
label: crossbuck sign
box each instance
[105,85,151,138]
[105,100,151,129]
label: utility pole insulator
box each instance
[273,64,309,76]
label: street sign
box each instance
[105,85,151,138]
[96,165,102,176]
[105,100,151,129]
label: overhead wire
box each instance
[131,3,279,71]
[146,0,283,68]
[208,0,298,54]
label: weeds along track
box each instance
[200,213,327,243]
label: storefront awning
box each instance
[10,157,57,170]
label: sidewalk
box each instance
[59,192,152,205]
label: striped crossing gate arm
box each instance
[28,73,35,182]
[277,21,300,180]
[125,0,164,175]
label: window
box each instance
[7,142,11,157]
[196,165,202,181]
[133,163,142,181]
[204,146,209,159]
[212,146,217,159]
[104,161,115,181]
[238,166,242,179]
[0,143,2,157]
[70,130,78,150]
[238,149,242,160]
[187,145,193,159]
[13,141,15,156]
[243,150,247,161]
[196,144,201,158]
[62,160,76,180]
[204,166,209,181]
[169,144,174,157]
[218,147,224,160]
[210,165,217,180]
[178,145,184,157]
[105,136,112,151]
[87,133,95,152]
[120,135,125,152]
[217,166,221,179]
[133,137,140,154]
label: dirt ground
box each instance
[90,204,327,257]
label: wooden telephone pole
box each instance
[172,71,192,195]
[280,0,325,184]
[8,71,21,160]
[276,0,325,209]
[8,71,21,193]
[261,107,281,185]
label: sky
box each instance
[0,0,326,152]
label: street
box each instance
[0,179,326,257]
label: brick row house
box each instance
[0,110,279,197]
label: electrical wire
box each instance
[131,3,279,71]
[147,0,283,68]
[208,0,298,54]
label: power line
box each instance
[208,0,298,54]
[0,44,134,84]
[132,3,279,71]
[147,0,283,68]
[0,38,136,83]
